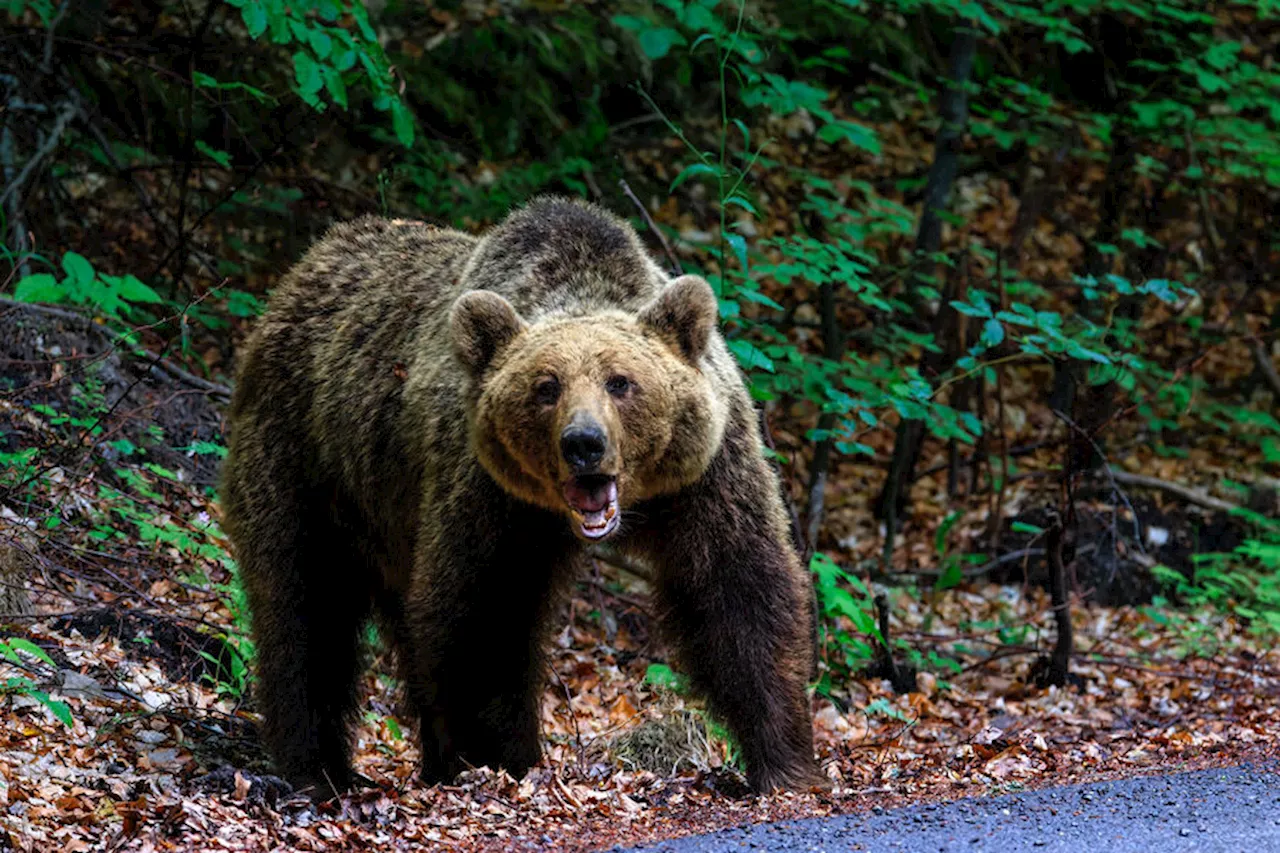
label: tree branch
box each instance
[1107,470,1242,515]
[0,99,76,210]
[618,178,682,277]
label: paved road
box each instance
[619,765,1280,852]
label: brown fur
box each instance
[219,197,820,796]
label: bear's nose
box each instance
[560,425,606,473]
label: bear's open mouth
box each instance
[563,474,620,540]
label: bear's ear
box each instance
[450,290,527,376]
[638,275,718,363]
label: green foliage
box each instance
[395,144,595,227]
[643,662,689,693]
[0,636,73,726]
[810,552,881,687]
[215,0,412,144]
[13,253,162,321]
[1150,521,1280,641]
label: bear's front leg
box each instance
[632,406,823,793]
[403,468,580,785]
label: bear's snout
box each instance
[560,422,607,473]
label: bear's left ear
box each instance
[450,290,528,376]
[638,275,718,363]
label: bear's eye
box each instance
[605,374,632,399]
[533,377,561,406]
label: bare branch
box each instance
[618,178,682,277]
[0,99,76,210]
[1107,470,1242,516]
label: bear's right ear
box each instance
[450,290,527,376]
[638,275,718,364]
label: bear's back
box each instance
[460,197,669,320]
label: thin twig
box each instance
[548,663,583,765]
[40,0,70,72]
[1044,518,1073,686]
[618,178,682,277]
[901,543,1099,581]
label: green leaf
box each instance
[287,18,309,45]
[194,140,231,168]
[610,14,649,32]
[981,317,1005,348]
[683,2,717,31]
[322,65,348,109]
[735,287,784,311]
[934,561,964,591]
[726,233,748,271]
[951,299,993,318]
[385,716,403,741]
[114,274,163,304]
[191,73,272,103]
[33,691,73,726]
[638,27,686,60]
[727,339,774,373]
[293,51,324,97]
[309,29,333,59]
[332,45,357,72]
[240,1,267,38]
[817,120,881,156]
[669,162,719,192]
[13,273,62,304]
[935,510,961,557]
[6,638,54,666]
[390,100,415,148]
[644,663,687,692]
[61,252,94,285]
[1011,521,1045,535]
[348,1,376,42]
[690,32,717,52]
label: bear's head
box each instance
[451,276,727,540]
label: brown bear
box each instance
[219,196,821,798]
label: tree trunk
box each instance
[873,22,979,522]
[1044,519,1073,687]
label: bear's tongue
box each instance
[564,476,613,512]
[563,476,619,539]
